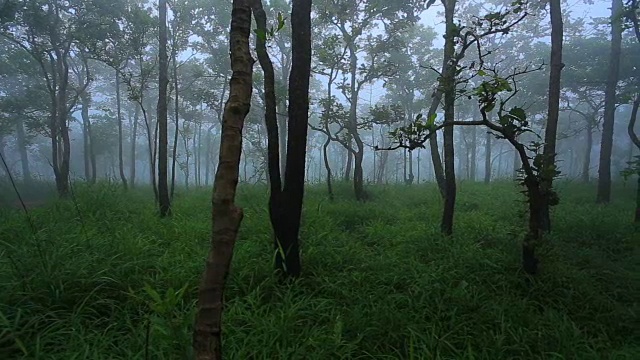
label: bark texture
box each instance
[192,1,253,358]
[158,0,171,216]
[597,0,623,204]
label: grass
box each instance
[0,180,638,359]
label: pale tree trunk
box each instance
[582,125,593,182]
[192,0,253,358]
[116,70,129,190]
[484,131,492,184]
[130,106,139,187]
[597,0,623,204]
[81,93,92,182]
[16,118,31,183]
[170,49,180,198]
[470,126,477,181]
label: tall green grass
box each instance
[0,181,638,359]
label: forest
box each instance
[0,0,638,358]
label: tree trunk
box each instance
[597,0,623,204]
[81,93,91,182]
[171,49,180,199]
[158,0,171,216]
[484,130,492,183]
[441,0,457,236]
[627,96,640,221]
[470,127,477,181]
[513,148,521,179]
[344,143,352,181]
[130,105,139,187]
[540,0,564,232]
[192,1,253,358]
[16,117,31,183]
[323,136,333,200]
[582,126,593,182]
[116,70,129,190]
[277,0,311,277]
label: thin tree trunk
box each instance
[80,93,91,181]
[192,1,253,358]
[484,131,492,184]
[171,50,180,198]
[130,105,139,187]
[470,126,477,181]
[323,135,333,199]
[116,70,129,190]
[539,0,564,232]
[441,0,457,236]
[582,126,593,182]
[626,96,640,221]
[344,143,352,181]
[597,0,623,204]
[16,117,31,183]
[158,0,171,216]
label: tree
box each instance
[539,0,564,231]
[192,0,253,357]
[158,0,171,217]
[597,0,624,203]
[0,0,100,196]
[314,0,420,200]
[252,0,312,278]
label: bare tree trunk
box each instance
[130,106,139,187]
[597,0,623,204]
[157,0,171,216]
[470,126,477,181]
[192,1,253,358]
[582,126,593,182]
[116,70,129,190]
[171,50,180,199]
[484,131,491,184]
[16,117,31,183]
[344,143,352,181]
[626,96,640,221]
[323,136,333,200]
[539,0,564,232]
[441,0,457,236]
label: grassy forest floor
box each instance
[0,181,638,359]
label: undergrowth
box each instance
[0,181,638,359]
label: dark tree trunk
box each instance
[116,70,129,190]
[278,0,312,277]
[192,1,253,358]
[627,96,640,221]
[441,0,457,236]
[597,0,623,204]
[513,148,521,179]
[253,0,311,278]
[540,0,564,231]
[158,0,171,216]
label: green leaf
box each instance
[509,107,527,123]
